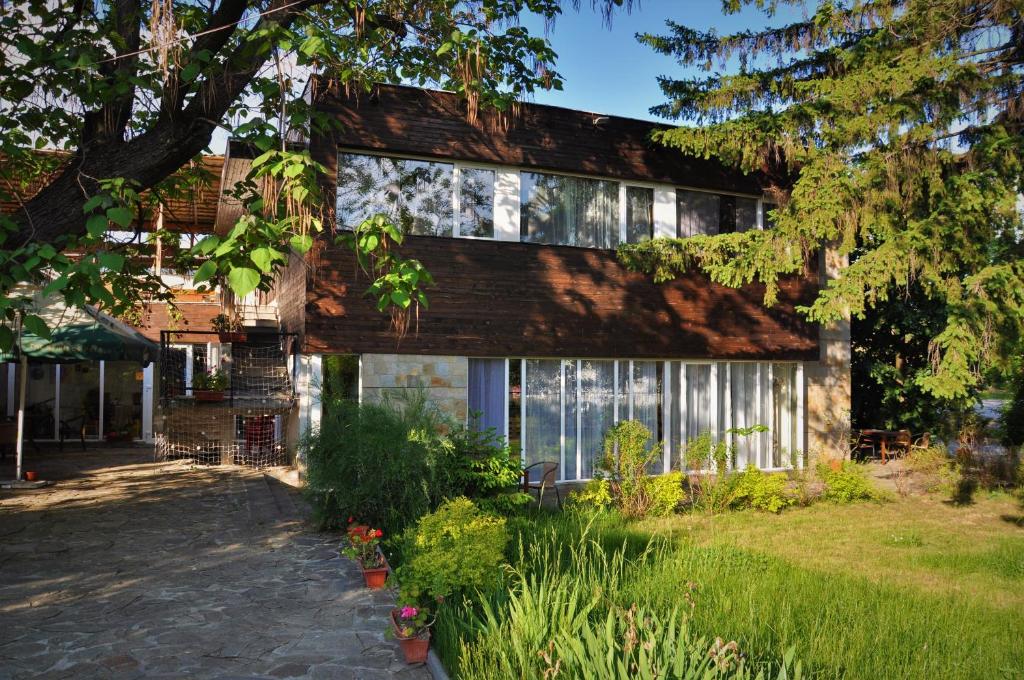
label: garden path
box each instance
[0,448,430,680]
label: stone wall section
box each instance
[804,247,852,462]
[360,354,468,423]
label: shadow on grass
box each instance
[944,477,979,506]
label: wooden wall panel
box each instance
[305,237,819,361]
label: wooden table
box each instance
[859,429,903,463]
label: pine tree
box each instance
[620,0,1024,399]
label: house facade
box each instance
[276,82,851,479]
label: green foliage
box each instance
[191,369,228,391]
[623,1,1024,400]
[439,520,802,680]
[647,472,688,517]
[566,478,615,514]
[395,497,508,608]
[303,390,525,538]
[209,313,243,333]
[1000,371,1024,447]
[730,467,795,514]
[905,446,961,496]
[818,462,880,504]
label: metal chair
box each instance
[522,461,561,509]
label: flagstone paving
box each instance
[0,449,430,680]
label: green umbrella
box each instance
[0,320,158,364]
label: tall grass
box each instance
[435,512,1024,680]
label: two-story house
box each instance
[265,82,851,479]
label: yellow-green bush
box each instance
[730,466,795,513]
[395,497,509,607]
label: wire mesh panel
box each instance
[155,331,297,468]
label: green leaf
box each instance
[86,214,108,238]
[98,252,125,272]
[289,234,313,254]
[390,290,411,308]
[42,275,69,296]
[0,325,12,351]
[250,247,278,273]
[194,235,220,255]
[37,244,56,259]
[180,63,200,82]
[227,266,261,298]
[436,42,453,56]
[193,259,218,284]
[106,206,133,228]
[22,314,50,339]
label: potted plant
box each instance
[341,519,389,588]
[192,369,229,401]
[390,603,433,664]
[211,313,247,343]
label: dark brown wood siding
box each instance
[305,237,819,360]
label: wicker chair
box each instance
[522,461,561,509]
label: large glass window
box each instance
[520,172,620,248]
[625,186,654,243]
[337,153,454,236]
[60,363,101,439]
[579,360,615,478]
[458,168,495,238]
[523,360,561,470]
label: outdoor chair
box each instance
[852,432,876,461]
[911,432,931,451]
[522,461,561,509]
[891,429,912,458]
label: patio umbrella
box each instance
[1,289,158,483]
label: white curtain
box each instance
[730,363,767,468]
[521,172,620,248]
[676,190,719,237]
[772,363,798,468]
[631,361,662,473]
[524,360,561,470]
[564,361,577,480]
[683,363,713,444]
[468,359,505,438]
[579,360,614,478]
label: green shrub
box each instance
[818,461,879,503]
[730,466,795,513]
[1000,372,1024,447]
[566,478,614,513]
[437,421,530,514]
[647,471,687,516]
[905,446,961,495]
[395,497,509,607]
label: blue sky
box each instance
[521,0,800,121]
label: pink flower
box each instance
[400,606,418,619]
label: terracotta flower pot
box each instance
[24,471,38,482]
[361,563,389,589]
[218,331,248,344]
[193,390,225,402]
[391,610,431,664]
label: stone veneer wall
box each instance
[360,354,469,423]
[804,248,852,461]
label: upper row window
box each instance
[336,152,762,246]
[676,189,758,237]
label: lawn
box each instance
[436,493,1024,679]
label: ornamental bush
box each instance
[818,461,880,503]
[729,466,795,513]
[395,497,509,606]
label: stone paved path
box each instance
[0,449,431,680]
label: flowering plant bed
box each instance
[341,518,388,588]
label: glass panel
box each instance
[105,362,144,440]
[524,360,562,472]
[59,363,100,439]
[508,360,522,458]
[625,186,654,243]
[24,364,56,440]
[772,363,798,468]
[735,197,758,232]
[730,363,764,469]
[564,360,578,481]
[683,363,713,446]
[322,355,360,416]
[468,358,506,436]
[632,361,662,473]
[337,153,454,236]
[676,190,719,237]
[521,172,620,248]
[669,362,681,469]
[579,360,615,478]
[616,361,629,422]
[459,167,495,238]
